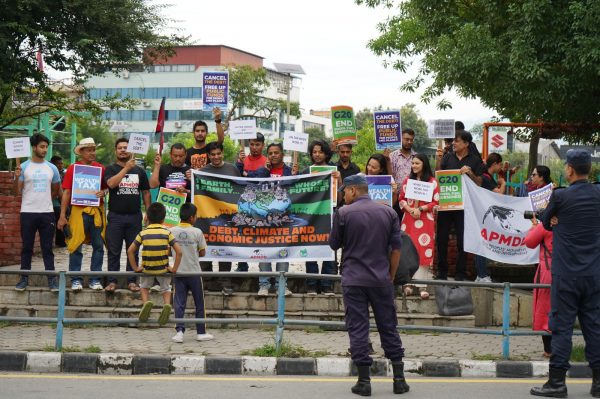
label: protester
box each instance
[185,108,225,169]
[104,138,151,292]
[128,202,182,325]
[57,138,107,291]
[248,142,295,296]
[13,134,61,291]
[199,141,241,295]
[301,139,340,296]
[365,153,399,207]
[436,130,483,281]
[50,155,66,248]
[524,216,553,359]
[473,152,506,283]
[435,139,454,171]
[170,203,214,343]
[329,174,409,396]
[150,142,191,198]
[336,143,360,181]
[527,165,552,192]
[531,149,600,398]
[384,128,416,185]
[398,154,439,299]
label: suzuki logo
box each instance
[491,134,504,148]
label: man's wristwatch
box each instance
[215,119,222,124]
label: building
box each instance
[84,45,302,142]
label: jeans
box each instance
[306,261,337,289]
[258,262,289,289]
[106,212,142,284]
[69,213,104,284]
[20,213,55,271]
[475,255,489,278]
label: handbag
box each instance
[435,285,474,316]
[393,231,420,286]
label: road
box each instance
[0,374,594,399]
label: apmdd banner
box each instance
[463,177,538,265]
[192,171,334,262]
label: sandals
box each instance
[128,282,140,292]
[419,288,430,300]
[104,282,117,292]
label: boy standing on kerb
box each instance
[170,203,214,343]
[128,203,182,325]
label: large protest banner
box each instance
[374,110,401,150]
[202,71,229,111]
[463,177,538,265]
[435,170,463,210]
[192,171,334,262]
[71,164,102,206]
[331,105,357,145]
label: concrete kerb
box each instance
[2,351,590,378]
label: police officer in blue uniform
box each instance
[531,149,600,398]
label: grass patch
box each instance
[400,329,424,335]
[241,341,330,358]
[471,353,503,361]
[0,321,15,328]
[83,345,101,353]
[571,344,585,362]
[303,327,326,334]
[60,345,82,353]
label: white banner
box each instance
[463,177,539,265]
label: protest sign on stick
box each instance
[202,71,229,111]
[331,105,357,146]
[374,110,401,150]
[126,133,150,155]
[5,137,30,167]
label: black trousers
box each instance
[20,212,55,271]
[106,212,142,284]
[53,206,66,247]
[173,276,206,334]
[549,274,600,369]
[436,210,466,279]
[343,284,404,366]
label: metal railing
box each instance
[0,270,581,359]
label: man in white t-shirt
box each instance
[13,133,61,291]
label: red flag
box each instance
[36,49,44,72]
[155,97,166,154]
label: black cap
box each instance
[565,149,591,167]
[338,173,368,191]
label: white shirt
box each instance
[19,160,60,213]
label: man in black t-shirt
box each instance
[150,143,191,201]
[185,108,225,169]
[436,130,484,281]
[104,138,151,292]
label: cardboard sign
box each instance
[156,188,187,227]
[528,183,553,212]
[310,165,338,203]
[374,110,401,150]
[331,105,357,145]
[405,179,434,202]
[229,119,258,140]
[435,169,463,210]
[71,164,102,207]
[126,133,150,155]
[428,119,455,139]
[202,71,229,111]
[283,131,309,153]
[4,137,31,159]
[366,175,393,207]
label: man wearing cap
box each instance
[329,174,409,396]
[57,138,108,291]
[531,149,600,398]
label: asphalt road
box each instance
[0,374,594,399]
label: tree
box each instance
[1,0,186,128]
[357,0,600,172]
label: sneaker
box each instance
[158,304,172,325]
[71,280,83,291]
[257,287,269,297]
[89,280,103,290]
[15,276,28,291]
[221,287,234,296]
[150,284,161,292]
[196,333,214,341]
[138,301,154,322]
[172,331,184,343]
[48,277,59,292]
[321,287,335,297]
[284,288,292,297]
[479,276,492,283]
[306,287,317,296]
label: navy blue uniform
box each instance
[542,180,600,370]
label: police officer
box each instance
[531,149,600,398]
[329,174,409,396]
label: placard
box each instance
[71,164,102,207]
[283,131,309,153]
[435,169,463,210]
[428,119,455,139]
[4,137,31,159]
[202,71,229,111]
[366,175,393,207]
[156,187,187,227]
[331,105,357,145]
[528,183,553,212]
[126,133,150,155]
[374,110,401,150]
[310,165,338,204]
[229,119,258,140]
[405,179,434,202]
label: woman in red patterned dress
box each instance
[399,154,439,299]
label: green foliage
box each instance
[240,341,330,358]
[0,0,187,128]
[570,344,585,362]
[357,0,600,143]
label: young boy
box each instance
[169,203,214,342]
[127,203,182,325]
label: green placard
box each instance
[435,170,463,211]
[156,187,187,227]
[331,105,357,144]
